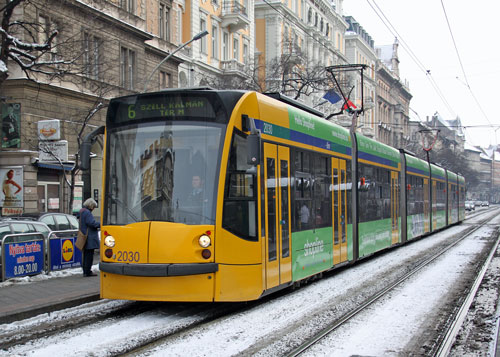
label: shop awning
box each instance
[36,161,74,171]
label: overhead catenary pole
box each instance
[143,30,209,93]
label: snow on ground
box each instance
[0,263,100,288]
[303,226,496,356]
[2,209,499,356]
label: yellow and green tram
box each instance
[80,88,465,302]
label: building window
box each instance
[223,32,229,60]
[83,32,102,80]
[39,15,58,62]
[159,3,170,41]
[160,71,171,88]
[243,42,248,65]
[121,0,135,14]
[200,18,207,54]
[120,47,136,90]
[212,25,218,59]
[233,38,239,60]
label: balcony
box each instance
[221,1,250,32]
[220,59,247,79]
[364,96,374,110]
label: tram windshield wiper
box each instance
[106,194,140,223]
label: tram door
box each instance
[432,180,437,230]
[332,158,347,265]
[391,171,399,244]
[263,143,292,289]
[423,179,430,233]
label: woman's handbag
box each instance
[75,229,87,251]
[75,214,87,251]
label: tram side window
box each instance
[292,149,312,232]
[222,131,257,241]
[345,161,352,225]
[407,175,424,216]
[313,155,331,229]
[358,163,377,222]
[358,163,391,222]
[292,150,333,231]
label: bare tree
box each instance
[0,0,82,87]
[1,0,120,213]
[201,41,335,101]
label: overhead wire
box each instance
[440,0,492,126]
[367,0,456,118]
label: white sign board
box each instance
[38,119,61,140]
[39,140,68,162]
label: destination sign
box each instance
[109,94,219,125]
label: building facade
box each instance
[1,0,187,215]
[375,39,412,148]
[344,16,377,139]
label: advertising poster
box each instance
[0,166,23,208]
[1,103,21,148]
[49,236,82,271]
[3,239,44,280]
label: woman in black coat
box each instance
[79,198,100,277]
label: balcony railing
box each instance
[222,1,247,17]
[221,1,249,31]
[220,59,245,74]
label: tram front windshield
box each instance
[105,122,223,225]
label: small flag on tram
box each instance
[322,89,342,104]
[342,100,357,110]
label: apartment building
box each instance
[254,0,348,108]
[344,16,377,139]
[0,0,189,215]
[375,39,412,148]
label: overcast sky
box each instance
[343,0,500,148]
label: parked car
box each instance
[0,219,52,259]
[465,201,475,211]
[9,212,79,232]
[0,219,52,240]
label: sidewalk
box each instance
[0,268,100,324]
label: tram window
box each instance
[358,163,393,222]
[345,161,352,225]
[222,131,257,241]
[313,155,331,228]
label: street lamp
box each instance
[143,30,209,93]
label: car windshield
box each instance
[105,121,224,225]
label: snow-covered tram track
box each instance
[3,208,500,356]
[284,210,500,357]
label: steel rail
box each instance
[287,210,499,357]
[433,226,500,356]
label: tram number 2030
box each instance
[116,250,140,262]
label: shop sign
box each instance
[37,119,61,140]
[39,140,68,162]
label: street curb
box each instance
[0,293,101,325]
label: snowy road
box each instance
[1,208,499,357]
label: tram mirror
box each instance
[80,125,105,170]
[247,133,261,166]
[80,141,91,170]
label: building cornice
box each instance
[67,0,153,41]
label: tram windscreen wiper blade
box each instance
[106,194,140,223]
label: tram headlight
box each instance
[104,235,115,248]
[198,234,211,248]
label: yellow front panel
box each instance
[216,229,261,265]
[149,222,214,263]
[101,223,151,263]
[215,264,263,301]
[101,272,215,301]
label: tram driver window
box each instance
[222,131,257,241]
